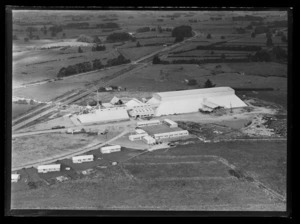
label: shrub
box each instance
[77,34,93,43]
[172,25,193,39]
[78,46,83,53]
[106,32,133,42]
[206,33,212,39]
[204,79,216,88]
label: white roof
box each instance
[202,100,220,109]
[155,87,234,100]
[143,135,155,141]
[72,155,94,159]
[101,145,121,150]
[102,103,114,108]
[163,119,177,125]
[206,95,247,108]
[12,174,20,178]
[125,98,144,109]
[110,96,120,104]
[77,107,129,123]
[38,164,61,169]
[129,133,149,138]
[137,119,160,125]
[135,129,146,134]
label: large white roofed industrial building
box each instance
[147,87,247,116]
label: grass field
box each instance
[11,140,286,210]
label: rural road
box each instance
[12,130,129,171]
[12,31,200,132]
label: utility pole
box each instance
[230,102,233,113]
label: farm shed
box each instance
[147,87,247,116]
[110,96,120,105]
[163,119,178,128]
[135,128,147,134]
[154,130,189,140]
[100,145,121,154]
[142,135,156,145]
[129,133,149,141]
[37,164,61,173]
[11,173,20,182]
[77,107,129,124]
[125,98,144,110]
[137,119,161,127]
[72,155,94,164]
[128,105,155,118]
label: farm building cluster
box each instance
[63,87,247,126]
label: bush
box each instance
[92,45,106,51]
[77,34,93,43]
[78,46,83,53]
[187,79,197,86]
[106,54,130,66]
[172,25,193,39]
[92,59,103,70]
[174,36,184,43]
[266,37,273,47]
[152,55,161,64]
[106,32,133,42]
[206,33,212,39]
[204,79,216,88]
[220,36,225,39]
[136,27,150,33]
[24,37,29,42]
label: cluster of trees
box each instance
[172,25,193,40]
[157,19,164,22]
[196,45,262,52]
[210,17,222,21]
[266,20,287,28]
[106,32,134,42]
[254,26,270,35]
[64,22,90,29]
[235,27,246,34]
[250,21,264,26]
[102,18,118,21]
[246,24,253,30]
[136,27,150,33]
[232,15,264,21]
[206,33,212,39]
[92,44,106,51]
[57,54,131,78]
[49,25,64,37]
[76,34,94,43]
[106,54,130,67]
[57,61,94,77]
[96,22,120,29]
[189,19,198,23]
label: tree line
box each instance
[57,54,130,78]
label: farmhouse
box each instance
[147,87,247,116]
[154,130,189,140]
[129,133,149,141]
[37,164,61,173]
[11,174,20,183]
[142,135,156,145]
[163,119,178,128]
[100,145,121,154]
[77,107,129,124]
[125,98,144,110]
[72,155,94,163]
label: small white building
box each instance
[129,105,155,118]
[129,133,149,141]
[37,164,61,173]
[100,145,121,154]
[142,135,156,145]
[105,87,113,91]
[11,174,20,183]
[137,119,161,127]
[72,155,94,164]
[135,129,147,134]
[154,130,189,140]
[163,119,178,128]
[110,96,120,105]
[125,98,144,110]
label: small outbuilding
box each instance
[100,145,121,154]
[37,164,61,173]
[72,155,94,164]
[11,174,20,183]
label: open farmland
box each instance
[11,140,286,210]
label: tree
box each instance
[171,25,192,39]
[266,37,273,47]
[251,32,256,38]
[24,37,29,42]
[77,34,93,43]
[187,79,197,86]
[35,35,40,40]
[152,55,161,64]
[13,34,18,40]
[221,36,225,39]
[204,79,216,88]
[136,41,141,47]
[92,59,103,70]
[44,29,47,35]
[221,53,226,60]
[62,33,66,38]
[157,26,163,33]
[174,36,184,43]
[206,33,212,39]
[78,46,83,53]
[93,36,101,44]
[281,35,287,43]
